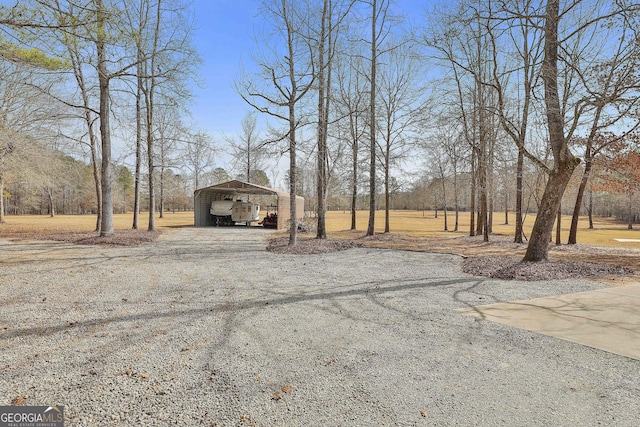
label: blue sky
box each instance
[190,0,260,138]
[189,0,427,143]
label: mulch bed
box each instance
[461,255,634,281]
[267,236,363,254]
[5,230,161,246]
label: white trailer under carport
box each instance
[193,180,304,230]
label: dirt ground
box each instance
[6,226,635,284]
[5,227,638,426]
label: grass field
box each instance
[1,209,640,248]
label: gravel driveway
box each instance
[1,227,639,426]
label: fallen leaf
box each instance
[11,396,26,405]
[281,385,293,394]
[420,410,428,417]
[271,392,282,401]
[140,373,149,379]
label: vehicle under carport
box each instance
[193,180,304,230]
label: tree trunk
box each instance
[384,153,390,233]
[133,35,143,230]
[366,0,377,237]
[159,166,165,218]
[479,163,488,242]
[504,191,508,225]
[487,136,494,235]
[628,194,633,230]
[555,204,561,245]
[588,190,593,229]
[440,165,448,231]
[442,201,448,231]
[91,141,102,232]
[70,38,102,232]
[147,106,155,230]
[453,162,459,231]
[524,159,578,260]
[469,147,476,236]
[523,0,580,262]
[351,143,357,230]
[48,189,55,217]
[147,0,162,232]
[316,0,328,240]
[96,0,114,237]
[568,156,592,244]
[514,148,524,243]
[0,173,5,224]
[288,110,297,245]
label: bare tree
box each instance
[182,130,214,190]
[334,44,368,230]
[45,0,105,231]
[485,0,545,244]
[313,0,354,239]
[376,43,423,233]
[364,0,393,236]
[424,115,465,232]
[349,0,403,236]
[0,1,96,226]
[154,105,182,217]
[226,111,266,183]
[142,0,162,231]
[523,0,580,260]
[424,3,494,240]
[524,0,640,260]
[119,0,199,229]
[566,14,640,244]
[0,127,17,223]
[91,0,118,235]
[238,0,316,246]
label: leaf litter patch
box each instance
[463,255,634,281]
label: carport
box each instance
[193,180,304,230]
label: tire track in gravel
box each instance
[5,227,637,426]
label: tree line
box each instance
[1,0,640,263]
[0,0,209,233]
[0,1,280,229]
[239,0,640,261]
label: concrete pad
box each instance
[459,285,640,360]
[613,238,640,242]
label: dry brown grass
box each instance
[324,209,640,248]
[314,210,640,281]
[2,209,640,252]
[2,210,639,247]
[0,212,192,245]
[0,211,193,234]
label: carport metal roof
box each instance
[194,180,289,198]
